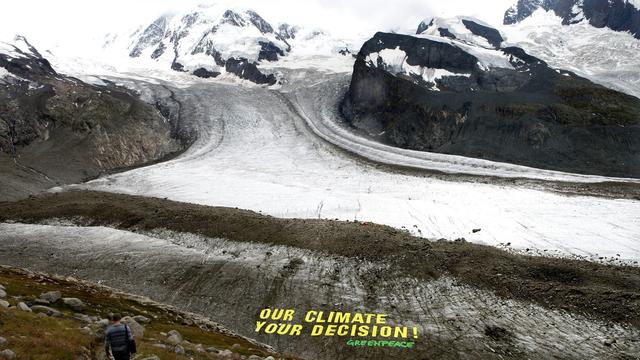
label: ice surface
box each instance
[1,222,639,359]
[57,73,640,263]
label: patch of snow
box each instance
[628,0,640,9]
[365,46,471,85]
[417,17,494,48]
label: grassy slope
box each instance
[0,266,295,360]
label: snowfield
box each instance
[502,9,640,98]
[54,68,640,264]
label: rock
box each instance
[174,345,185,354]
[96,319,110,329]
[132,315,151,324]
[39,291,61,303]
[206,346,220,353]
[140,356,161,360]
[166,329,183,344]
[152,343,168,349]
[604,338,616,347]
[17,302,31,312]
[195,344,205,352]
[0,300,9,309]
[264,357,275,360]
[31,305,63,317]
[0,337,6,346]
[0,289,6,298]
[33,298,50,305]
[0,285,4,290]
[192,67,221,79]
[73,313,92,322]
[219,350,234,358]
[62,298,84,311]
[231,343,242,351]
[121,316,145,338]
[80,326,93,336]
[0,349,15,360]
[248,355,263,360]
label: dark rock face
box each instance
[151,42,166,59]
[277,23,298,40]
[246,10,274,34]
[0,38,187,199]
[258,41,285,62]
[437,27,458,40]
[130,16,168,57]
[461,19,504,48]
[170,60,185,72]
[224,58,277,85]
[342,32,640,177]
[192,67,220,78]
[416,19,434,34]
[504,0,640,38]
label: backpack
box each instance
[124,324,137,354]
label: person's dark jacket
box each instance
[105,323,133,355]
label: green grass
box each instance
[0,266,295,359]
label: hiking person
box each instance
[104,313,136,360]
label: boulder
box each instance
[219,349,234,358]
[17,302,31,312]
[62,298,84,311]
[206,346,220,353]
[166,329,183,344]
[174,345,185,354]
[0,349,15,360]
[31,305,63,317]
[96,319,110,329]
[121,316,145,338]
[39,291,61,303]
[0,300,9,309]
[132,315,151,324]
[0,289,6,298]
[73,313,92,323]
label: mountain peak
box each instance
[504,0,640,38]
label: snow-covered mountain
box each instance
[109,4,359,85]
[341,16,640,177]
[501,9,640,98]
[504,0,640,38]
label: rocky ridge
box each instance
[341,18,640,177]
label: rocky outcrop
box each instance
[0,37,188,200]
[225,58,277,85]
[504,0,640,39]
[341,30,640,177]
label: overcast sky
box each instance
[0,0,515,48]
